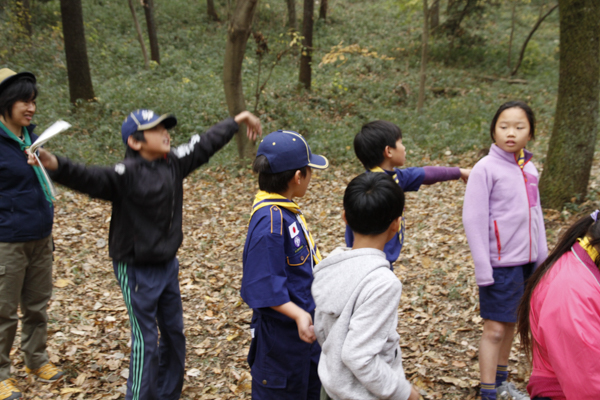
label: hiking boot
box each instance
[0,378,21,400]
[25,362,64,383]
[497,381,530,400]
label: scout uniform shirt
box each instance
[241,192,320,319]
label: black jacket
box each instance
[50,118,238,265]
[0,124,54,242]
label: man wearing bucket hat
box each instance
[240,130,328,399]
[0,68,63,400]
[32,108,261,400]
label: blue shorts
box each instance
[479,263,534,323]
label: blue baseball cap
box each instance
[121,109,177,144]
[257,130,329,173]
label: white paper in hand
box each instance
[29,120,71,154]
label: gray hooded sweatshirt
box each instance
[312,247,412,400]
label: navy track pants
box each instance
[248,313,321,400]
[114,258,186,400]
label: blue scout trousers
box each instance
[248,313,321,400]
[113,258,186,400]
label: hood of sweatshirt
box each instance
[312,247,390,318]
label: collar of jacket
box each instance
[0,123,35,139]
[489,143,533,165]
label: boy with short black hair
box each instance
[241,130,328,399]
[312,172,420,400]
[347,120,470,267]
[32,109,261,400]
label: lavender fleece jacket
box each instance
[312,247,412,400]
[462,144,548,286]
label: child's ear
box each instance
[294,170,303,184]
[383,145,392,160]
[387,217,400,240]
[342,210,348,226]
[127,135,143,151]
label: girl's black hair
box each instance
[252,155,307,194]
[517,214,600,359]
[0,76,38,118]
[490,100,536,142]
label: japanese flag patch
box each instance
[289,222,300,238]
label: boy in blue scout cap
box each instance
[31,109,261,400]
[241,130,329,399]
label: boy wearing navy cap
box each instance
[241,130,328,399]
[32,110,261,400]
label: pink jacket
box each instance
[527,242,600,399]
[463,144,548,286]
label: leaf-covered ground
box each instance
[9,153,597,399]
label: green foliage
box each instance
[0,0,560,169]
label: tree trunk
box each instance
[539,0,600,209]
[299,0,314,90]
[417,0,429,113]
[207,0,220,22]
[223,0,258,159]
[286,0,296,30]
[429,0,439,31]
[128,0,149,69]
[60,0,95,103]
[319,0,327,20]
[143,0,160,63]
[510,4,558,76]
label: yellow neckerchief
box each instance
[578,236,600,264]
[370,166,399,184]
[515,149,525,170]
[251,190,322,265]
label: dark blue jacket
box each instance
[0,124,54,242]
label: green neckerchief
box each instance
[0,119,55,205]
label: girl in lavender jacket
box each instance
[463,101,548,400]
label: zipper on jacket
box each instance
[494,220,501,261]
[521,169,532,263]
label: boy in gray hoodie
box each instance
[312,173,420,400]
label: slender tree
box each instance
[319,0,327,20]
[143,0,160,63]
[223,0,259,159]
[429,0,439,31]
[207,0,221,22]
[510,4,557,76]
[286,0,296,31]
[539,0,600,209]
[299,0,314,89]
[128,0,149,68]
[417,0,429,112]
[60,0,95,103]
[507,0,516,69]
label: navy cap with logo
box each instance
[121,109,177,144]
[257,130,329,173]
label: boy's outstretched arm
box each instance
[234,111,262,141]
[29,148,126,201]
[173,111,262,178]
[271,302,316,344]
[459,168,471,183]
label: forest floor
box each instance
[10,151,598,399]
